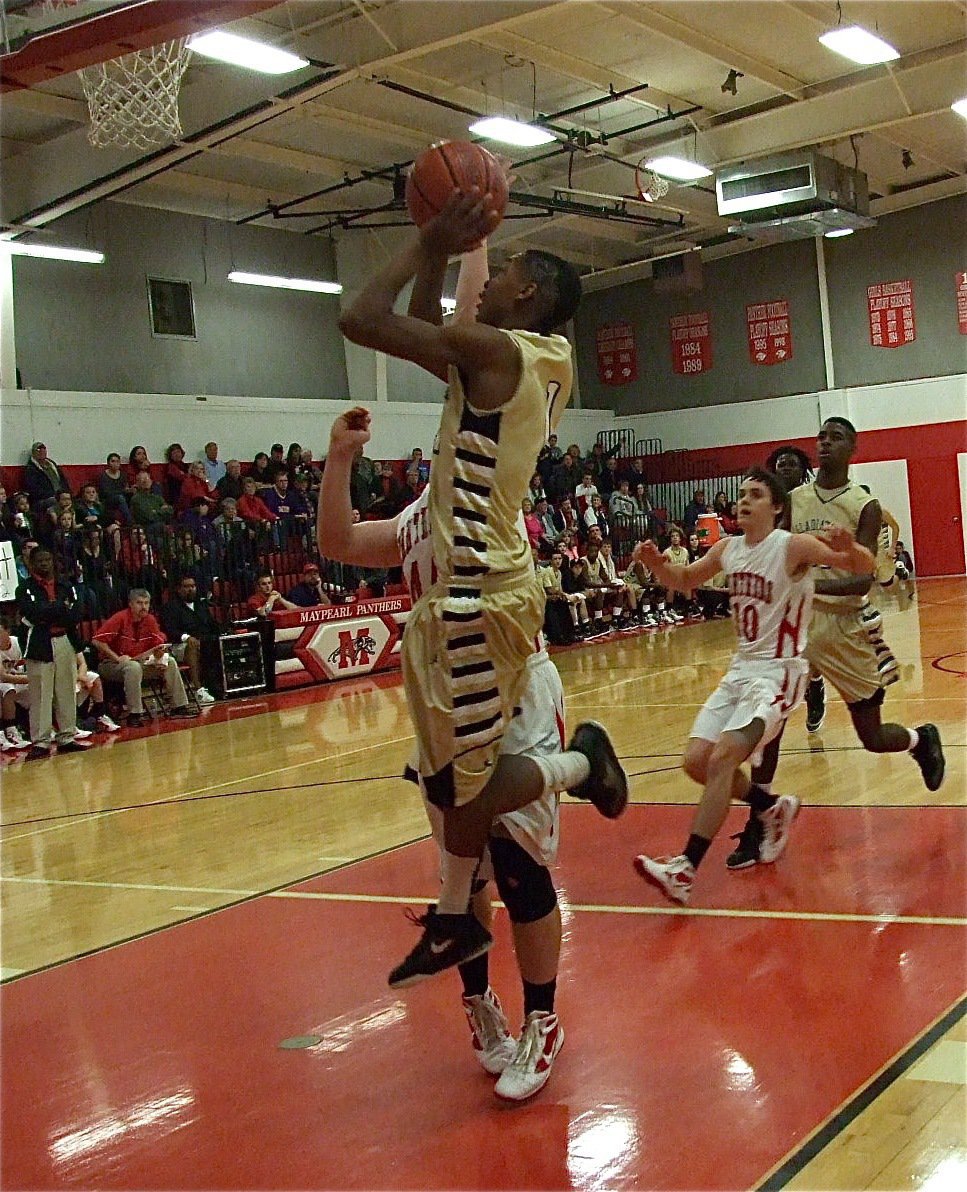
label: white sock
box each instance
[437,851,479,915]
[756,782,774,795]
[907,729,919,752]
[535,750,592,794]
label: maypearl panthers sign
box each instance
[271,598,411,687]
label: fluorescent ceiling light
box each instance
[188,31,309,74]
[645,156,713,182]
[0,241,104,263]
[440,297,457,313]
[818,26,900,65]
[951,98,967,119]
[823,228,854,239]
[228,270,342,294]
[468,116,555,147]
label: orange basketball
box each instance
[405,140,508,229]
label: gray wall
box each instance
[13,203,349,400]
[824,195,967,387]
[574,195,967,413]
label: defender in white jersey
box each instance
[631,468,874,906]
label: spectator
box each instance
[537,433,563,483]
[618,456,647,490]
[547,452,580,503]
[598,455,620,498]
[164,443,188,507]
[237,476,277,529]
[521,498,543,551]
[73,646,121,734]
[297,448,323,494]
[895,541,914,579]
[350,449,381,514]
[51,509,80,579]
[370,462,407,519]
[15,546,88,758]
[98,453,131,522]
[402,471,422,506]
[73,483,105,529]
[660,529,689,622]
[264,443,287,485]
[404,448,430,489]
[0,484,12,541]
[552,498,579,541]
[251,452,272,489]
[565,443,583,468]
[586,441,609,483]
[201,442,226,488]
[131,471,174,529]
[116,524,165,603]
[562,554,606,638]
[262,472,306,545]
[245,572,297,616]
[166,525,205,593]
[177,460,216,513]
[77,527,113,618]
[534,497,558,553]
[23,442,70,513]
[609,478,636,523]
[10,492,40,553]
[712,491,729,519]
[180,495,218,559]
[557,528,579,563]
[583,540,622,631]
[128,446,158,492]
[599,539,636,628]
[0,616,32,750]
[583,493,610,540]
[286,562,332,609]
[574,471,598,518]
[540,549,589,643]
[622,547,657,627]
[721,500,739,536]
[93,588,194,727]
[687,532,702,561]
[285,443,303,482]
[683,489,708,536]
[211,498,255,591]
[527,471,547,507]
[215,459,245,504]
[160,575,218,704]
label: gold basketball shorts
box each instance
[805,603,886,706]
[401,572,545,809]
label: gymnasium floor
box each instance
[2,578,964,1191]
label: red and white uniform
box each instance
[398,488,564,866]
[690,529,813,763]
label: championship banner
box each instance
[595,321,638,386]
[0,541,17,602]
[746,299,792,365]
[956,272,967,336]
[270,596,411,688]
[867,279,915,348]
[670,311,712,375]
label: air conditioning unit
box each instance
[716,150,876,239]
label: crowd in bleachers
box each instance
[0,431,743,755]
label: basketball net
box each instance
[635,161,670,204]
[41,0,192,150]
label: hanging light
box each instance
[468,116,555,147]
[228,271,342,294]
[818,26,900,65]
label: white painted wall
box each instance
[610,374,966,453]
[0,388,612,466]
[850,459,915,562]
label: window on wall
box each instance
[147,276,196,340]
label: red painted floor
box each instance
[3,806,965,1190]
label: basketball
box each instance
[405,140,508,229]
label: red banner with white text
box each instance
[596,321,638,386]
[746,298,792,365]
[868,279,915,348]
[670,311,712,375]
[956,272,967,335]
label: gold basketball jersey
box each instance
[791,481,877,609]
[430,329,573,584]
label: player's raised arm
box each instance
[635,537,728,595]
[339,192,515,389]
[787,525,875,577]
[317,408,403,569]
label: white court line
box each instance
[0,876,257,896]
[1,967,25,979]
[266,889,966,928]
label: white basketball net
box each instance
[638,169,670,204]
[41,2,191,149]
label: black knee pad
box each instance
[488,834,558,924]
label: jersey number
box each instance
[733,602,760,643]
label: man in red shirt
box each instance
[93,589,195,727]
[245,572,298,617]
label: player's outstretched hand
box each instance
[817,525,854,555]
[633,540,663,571]
[419,189,501,256]
[329,406,372,454]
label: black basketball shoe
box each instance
[911,724,945,792]
[805,677,826,732]
[567,721,628,818]
[388,907,492,989]
[725,813,764,870]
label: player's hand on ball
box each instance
[420,189,501,256]
[330,406,372,453]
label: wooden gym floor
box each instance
[2,577,964,1190]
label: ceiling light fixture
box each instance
[228,271,342,294]
[644,156,713,182]
[188,31,309,74]
[721,69,743,96]
[0,241,104,264]
[441,298,457,314]
[823,228,854,239]
[468,116,555,147]
[951,98,967,119]
[818,26,900,65]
